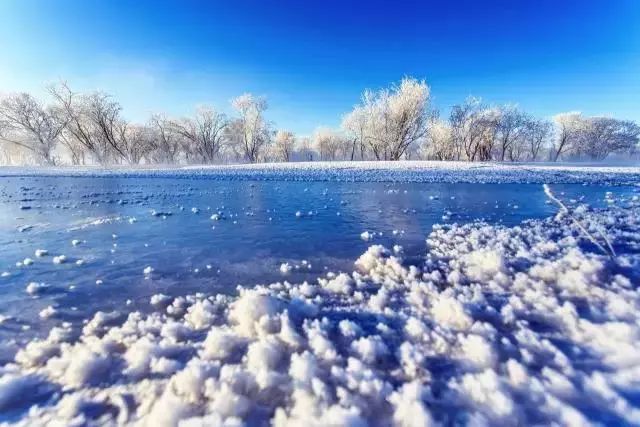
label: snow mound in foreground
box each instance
[2,204,640,426]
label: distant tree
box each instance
[119,123,154,165]
[341,105,369,160]
[297,136,315,161]
[172,106,228,164]
[450,98,476,161]
[495,105,527,161]
[273,130,295,162]
[0,93,67,165]
[57,133,86,165]
[3,77,638,166]
[551,112,584,161]
[0,143,10,164]
[147,114,182,164]
[220,119,244,163]
[343,77,431,160]
[313,127,350,161]
[576,117,640,161]
[450,98,499,161]
[230,93,271,163]
[86,93,129,163]
[49,83,130,164]
[523,118,552,161]
[419,117,454,160]
[477,108,501,161]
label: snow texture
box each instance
[1,202,640,425]
[1,161,639,185]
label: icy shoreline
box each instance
[1,161,640,185]
[1,201,639,426]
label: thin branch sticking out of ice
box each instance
[543,184,616,258]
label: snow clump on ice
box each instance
[279,262,292,274]
[52,255,67,264]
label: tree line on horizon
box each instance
[0,78,638,166]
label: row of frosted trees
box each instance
[1,78,638,165]
[0,84,273,166]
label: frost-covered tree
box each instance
[341,105,369,160]
[220,120,244,163]
[0,93,67,165]
[82,92,133,164]
[450,98,478,161]
[494,105,528,161]
[230,93,271,163]
[57,134,87,165]
[419,118,454,160]
[576,117,640,161]
[173,107,228,164]
[49,83,130,164]
[273,130,295,162]
[5,79,638,166]
[296,136,315,161]
[522,118,552,161]
[450,98,499,161]
[147,114,182,164]
[119,123,154,165]
[344,77,431,160]
[477,108,501,161]
[552,113,639,161]
[0,118,10,163]
[551,112,584,161]
[313,127,350,161]
[0,143,10,164]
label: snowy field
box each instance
[0,163,639,426]
[2,160,640,185]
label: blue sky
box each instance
[1,0,638,135]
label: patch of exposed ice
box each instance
[67,215,125,231]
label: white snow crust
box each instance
[1,161,639,185]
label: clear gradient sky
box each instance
[1,0,638,135]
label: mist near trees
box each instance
[1,78,638,166]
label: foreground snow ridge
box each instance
[2,204,640,426]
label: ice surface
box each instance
[1,198,638,425]
[1,165,639,424]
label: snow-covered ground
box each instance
[1,160,640,185]
[1,193,639,425]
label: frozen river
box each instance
[0,175,636,350]
[1,167,640,426]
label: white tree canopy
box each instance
[343,77,431,160]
